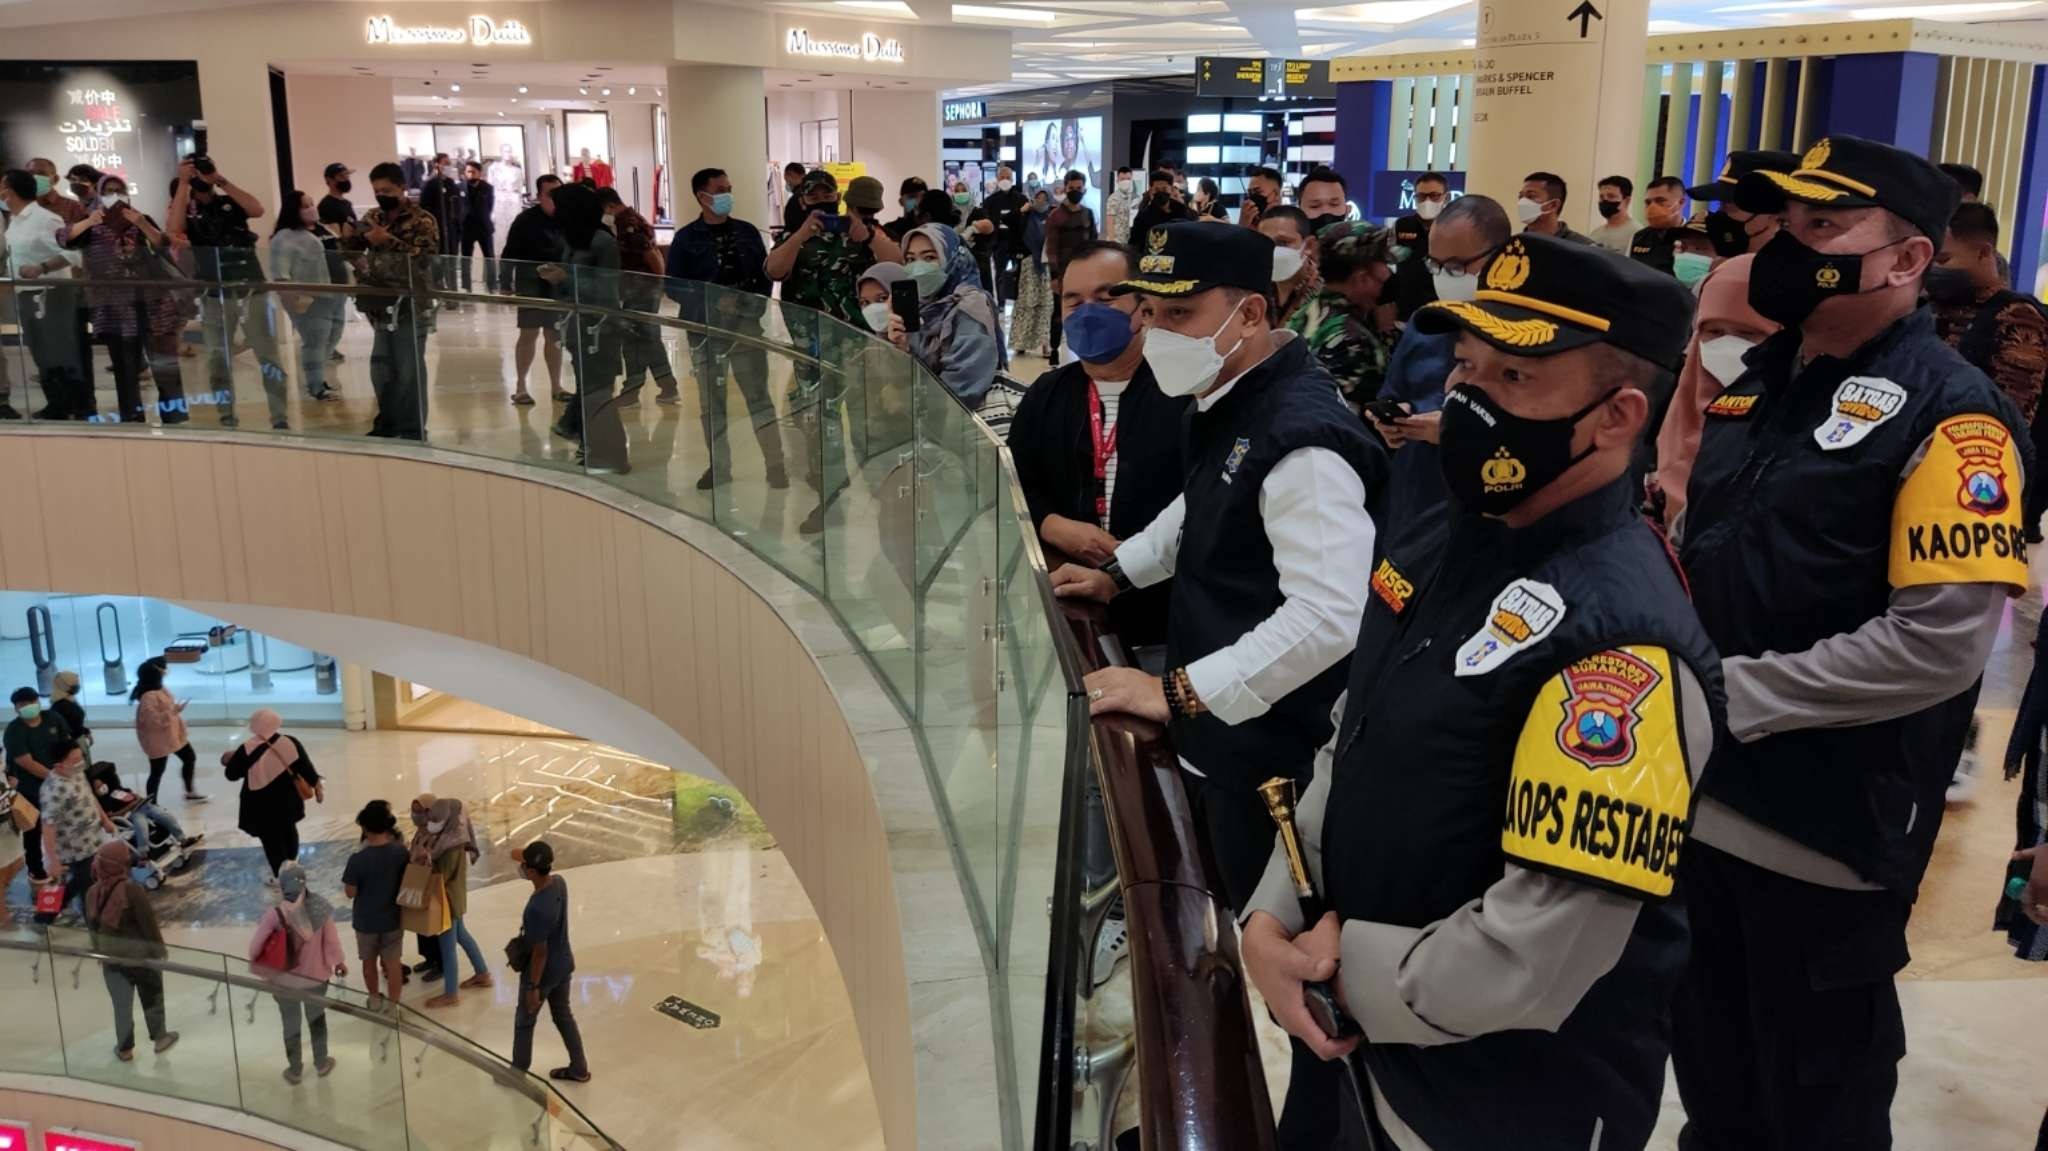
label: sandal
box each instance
[511,393,536,406]
[461,972,494,989]
[548,1067,592,1083]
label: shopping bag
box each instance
[33,880,65,918]
[401,874,451,936]
[5,789,34,833]
[395,861,433,910]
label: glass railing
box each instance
[0,240,1093,1149]
[0,927,615,1150]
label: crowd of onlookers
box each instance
[2,684,586,1084]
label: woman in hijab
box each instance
[132,656,203,804]
[1010,189,1055,358]
[540,182,628,473]
[222,709,322,881]
[413,794,491,1006]
[1649,253,1778,527]
[64,172,190,424]
[249,859,346,1083]
[85,839,179,1060]
[902,223,1004,409]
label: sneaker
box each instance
[695,467,716,492]
[178,834,204,849]
[800,504,827,536]
[184,792,209,804]
[115,1047,134,1063]
[271,418,290,431]
[656,390,680,406]
[283,1065,304,1085]
[153,1031,180,1054]
[617,390,641,408]
[1092,915,1129,988]
[315,1056,337,1078]
[1948,721,1982,804]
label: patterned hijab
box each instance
[906,223,1008,366]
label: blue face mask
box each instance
[1064,301,1137,365]
[708,192,733,217]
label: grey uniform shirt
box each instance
[1241,666,1717,1151]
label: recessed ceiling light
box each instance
[1850,0,2039,13]
[449,83,461,92]
[579,87,588,94]
[517,85,528,93]
[601,87,611,95]
[955,3,1058,21]
[497,111,506,117]
[836,0,916,13]
[656,88,663,97]
[628,86,636,94]
[511,97,519,102]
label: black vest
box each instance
[1682,307,2032,899]
[1164,336,1385,789]
[1391,213,1435,321]
[1322,478,1725,1150]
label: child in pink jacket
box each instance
[248,860,347,1083]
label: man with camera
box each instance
[169,156,286,428]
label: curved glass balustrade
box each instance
[0,928,616,1150]
[0,247,1092,1149]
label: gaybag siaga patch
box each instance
[1501,645,1691,899]
[1890,413,2029,592]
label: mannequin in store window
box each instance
[572,148,613,190]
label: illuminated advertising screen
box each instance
[1018,115,1103,222]
[0,61,200,213]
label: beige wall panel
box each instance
[124,440,188,602]
[310,454,358,619]
[329,453,396,622]
[235,447,331,612]
[207,445,251,605]
[604,517,654,712]
[449,471,502,649]
[379,460,458,635]
[164,446,229,600]
[49,439,141,595]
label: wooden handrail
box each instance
[1060,595,1277,1151]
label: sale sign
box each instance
[45,1130,140,1151]
[0,1121,27,1151]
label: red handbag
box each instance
[33,881,65,917]
[254,924,292,971]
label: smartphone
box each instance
[1362,399,1410,423]
[191,120,209,162]
[890,279,922,334]
[818,212,849,236]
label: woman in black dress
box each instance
[222,708,322,881]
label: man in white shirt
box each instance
[1,169,86,420]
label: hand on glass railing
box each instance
[1081,666,1166,721]
[537,263,568,285]
[1050,562,1115,603]
[1242,910,1360,1062]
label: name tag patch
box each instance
[1704,392,1758,418]
[1455,578,1566,678]
[1369,557,1415,615]
[1814,376,1906,451]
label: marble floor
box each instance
[1,725,882,1151]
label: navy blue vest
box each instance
[1164,336,1385,791]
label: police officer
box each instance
[1051,221,1384,1150]
[1683,148,1800,261]
[1240,233,1724,1150]
[1672,134,2033,1150]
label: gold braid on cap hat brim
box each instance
[1426,301,1560,348]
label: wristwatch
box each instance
[1101,558,1133,595]
[1164,666,1208,719]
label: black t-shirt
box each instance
[342,840,411,934]
[3,713,73,803]
[318,195,357,226]
[185,196,261,281]
[521,876,575,987]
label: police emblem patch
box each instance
[1813,375,1906,451]
[1486,239,1532,292]
[1222,436,1251,483]
[1946,417,2012,516]
[1555,649,1664,768]
[1455,578,1567,678]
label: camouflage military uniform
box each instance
[1289,288,1391,407]
[340,202,439,439]
[781,231,876,327]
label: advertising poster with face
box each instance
[1021,116,1103,222]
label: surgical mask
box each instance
[952,191,970,206]
[101,193,126,209]
[1697,334,1756,388]
[861,301,893,332]
[909,262,947,300]
[997,180,1014,192]
[33,175,51,197]
[902,196,919,212]
[1415,199,1444,222]
[1923,264,1975,306]
[335,178,352,194]
[1116,180,1133,194]
[1431,268,1479,303]
[1272,245,1305,283]
[376,193,402,213]
[1748,229,1899,327]
[427,820,446,834]
[1597,200,1622,220]
[1439,382,1615,516]
[1064,301,1137,365]
[15,704,39,720]
[1703,209,1751,258]
[708,192,733,217]
[441,164,456,178]
[1516,197,1546,225]
[280,871,305,900]
[1673,251,1714,287]
[1143,301,1248,398]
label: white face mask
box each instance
[101,193,127,209]
[1431,268,1478,303]
[997,180,1013,192]
[1144,301,1248,398]
[1117,180,1133,194]
[1415,199,1445,222]
[862,301,892,332]
[1697,334,1757,388]
[1271,245,1305,283]
[427,820,446,834]
[1516,197,1546,225]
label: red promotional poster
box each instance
[45,1130,141,1151]
[0,1121,28,1151]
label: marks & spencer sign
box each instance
[784,27,905,64]
[365,14,533,46]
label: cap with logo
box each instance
[1683,149,1798,203]
[1734,134,1959,243]
[1412,232,1695,371]
[1114,221,1277,298]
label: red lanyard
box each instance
[1088,383,1118,522]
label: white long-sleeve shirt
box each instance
[4,201,76,284]
[1114,374,1376,762]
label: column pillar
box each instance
[2010,64,2048,295]
[1825,52,1939,154]
[1465,0,1651,226]
[1334,80,1393,211]
[666,64,770,227]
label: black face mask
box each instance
[335,178,353,194]
[1748,229,1903,327]
[69,183,93,201]
[1306,212,1347,236]
[1066,189,1083,204]
[1703,209,1753,258]
[1439,383,1615,516]
[1597,200,1622,220]
[375,193,402,213]
[1923,264,1976,305]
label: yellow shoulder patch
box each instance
[1703,392,1758,418]
[1501,646,1691,899]
[1889,413,2030,591]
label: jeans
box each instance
[460,233,496,292]
[368,304,429,440]
[146,744,197,800]
[277,991,329,1071]
[200,286,287,425]
[287,300,342,398]
[691,331,781,480]
[438,914,490,995]
[511,978,588,1075]
[125,802,185,856]
[103,964,166,1053]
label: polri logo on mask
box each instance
[1481,447,1528,494]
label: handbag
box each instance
[5,788,35,833]
[253,922,293,972]
[33,880,65,918]
[505,931,533,974]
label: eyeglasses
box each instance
[1424,243,1501,277]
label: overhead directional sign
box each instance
[1195,57,1334,99]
